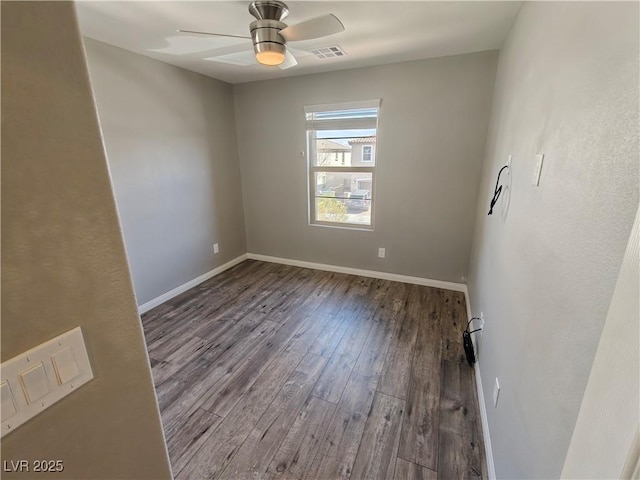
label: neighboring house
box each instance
[315,137,376,202]
[316,139,351,166]
[349,137,376,167]
[315,139,352,198]
[349,137,375,192]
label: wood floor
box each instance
[141,260,487,480]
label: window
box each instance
[305,100,380,229]
[362,145,373,162]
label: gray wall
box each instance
[467,2,639,478]
[1,2,171,478]
[234,52,498,283]
[84,38,247,306]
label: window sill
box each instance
[308,221,374,232]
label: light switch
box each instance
[51,348,79,385]
[19,363,50,404]
[1,382,17,421]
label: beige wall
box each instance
[562,207,639,479]
[83,38,247,307]
[467,2,639,478]
[234,51,498,282]
[1,2,172,478]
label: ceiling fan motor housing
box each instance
[248,0,289,21]
[248,1,290,65]
[249,18,287,64]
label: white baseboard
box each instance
[463,286,496,480]
[246,253,466,292]
[474,360,495,479]
[138,252,465,314]
[138,254,248,314]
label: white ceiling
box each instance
[76,1,522,84]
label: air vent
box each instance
[310,45,346,59]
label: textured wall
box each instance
[83,38,246,306]
[1,2,172,478]
[234,51,498,283]
[467,2,639,478]
[562,208,639,478]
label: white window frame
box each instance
[362,145,374,163]
[305,100,380,230]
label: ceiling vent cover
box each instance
[310,45,346,59]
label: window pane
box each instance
[314,171,372,226]
[317,129,376,139]
[362,145,373,162]
[315,198,371,226]
[306,107,378,121]
[311,130,377,166]
[314,172,373,198]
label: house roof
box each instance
[348,137,376,144]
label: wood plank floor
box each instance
[141,260,487,480]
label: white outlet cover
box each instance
[493,377,500,408]
[378,247,385,258]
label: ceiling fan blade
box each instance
[279,14,344,42]
[279,49,298,70]
[204,49,257,66]
[177,29,251,40]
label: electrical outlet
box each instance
[378,247,386,258]
[213,243,219,254]
[507,154,512,172]
[479,311,485,329]
[493,377,500,408]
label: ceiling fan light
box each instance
[256,50,285,66]
[254,41,286,66]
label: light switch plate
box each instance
[1,327,93,437]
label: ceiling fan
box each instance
[178,0,344,69]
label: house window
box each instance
[305,100,380,229]
[362,145,373,162]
